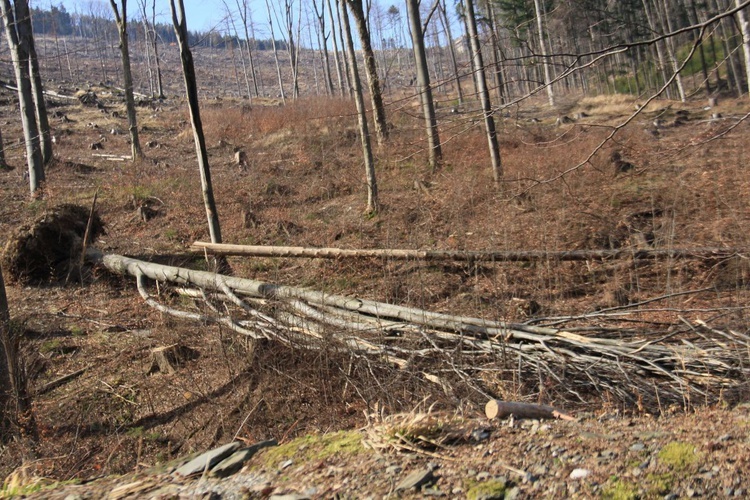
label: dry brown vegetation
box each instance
[1,78,750,486]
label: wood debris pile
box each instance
[91,251,750,412]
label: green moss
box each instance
[465,479,506,500]
[646,472,673,495]
[658,441,699,471]
[602,477,639,500]
[257,430,364,470]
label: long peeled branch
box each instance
[190,241,745,262]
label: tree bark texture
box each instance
[0,0,44,194]
[109,0,143,161]
[464,0,502,185]
[170,0,223,246]
[347,0,389,144]
[339,0,378,213]
[405,0,442,171]
[737,0,750,96]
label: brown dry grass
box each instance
[2,85,750,483]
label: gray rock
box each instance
[569,468,591,479]
[395,468,436,491]
[476,471,490,480]
[174,441,241,477]
[211,439,278,478]
[630,442,646,452]
[505,486,521,500]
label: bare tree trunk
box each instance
[334,0,353,96]
[149,0,164,98]
[533,0,555,106]
[464,0,502,185]
[438,0,463,105]
[312,0,334,95]
[265,0,286,103]
[484,0,506,104]
[656,0,686,101]
[0,264,36,450]
[642,0,672,98]
[234,0,260,97]
[0,125,6,167]
[25,30,52,164]
[0,265,11,440]
[338,0,378,214]
[1,0,44,195]
[283,0,301,99]
[346,0,388,144]
[109,0,143,161]
[737,0,750,96]
[169,0,225,250]
[326,0,346,96]
[405,0,442,171]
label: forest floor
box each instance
[1,81,750,498]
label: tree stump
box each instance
[147,344,199,375]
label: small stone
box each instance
[476,471,490,480]
[686,488,698,497]
[630,442,646,452]
[471,428,491,442]
[395,468,436,491]
[505,486,521,500]
[174,441,241,476]
[211,439,278,478]
[663,493,678,500]
[280,459,293,469]
[734,489,744,497]
[569,468,591,480]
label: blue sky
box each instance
[52,0,263,34]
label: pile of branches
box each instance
[91,251,750,412]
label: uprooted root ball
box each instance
[2,204,105,284]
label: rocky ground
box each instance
[13,405,750,499]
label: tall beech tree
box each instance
[109,0,143,161]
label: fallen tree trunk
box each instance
[88,250,750,412]
[190,241,745,262]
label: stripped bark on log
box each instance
[190,241,746,262]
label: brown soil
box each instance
[1,78,750,496]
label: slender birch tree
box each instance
[169,0,225,253]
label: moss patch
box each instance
[465,479,506,500]
[602,477,639,500]
[257,430,364,469]
[658,441,699,471]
